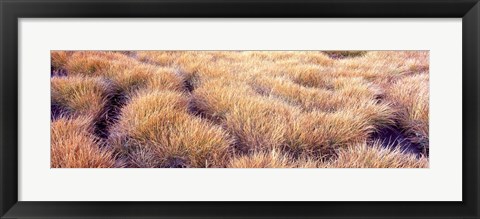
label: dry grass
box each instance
[58,51,185,97]
[103,64,185,96]
[228,149,323,168]
[51,76,112,125]
[227,141,428,168]
[224,95,299,153]
[51,50,429,168]
[190,79,258,122]
[51,117,117,168]
[108,90,232,167]
[63,51,124,76]
[286,106,394,156]
[326,142,429,168]
[388,74,429,154]
[51,51,71,70]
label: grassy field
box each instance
[51,51,429,168]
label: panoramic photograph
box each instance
[51,51,429,168]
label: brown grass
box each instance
[228,149,323,168]
[51,117,117,168]
[388,74,429,154]
[326,142,429,168]
[109,90,232,167]
[224,96,299,153]
[103,64,184,96]
[51,51,71,70]
[51,50,429,168]
[190,79,258,122]
[51,76,111,124]
[64,51,122,76]
[60,51,184,96]
[227,141,428,168]
[286,107,393,156]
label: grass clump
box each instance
[190,80,257,122]
[64,52,124,76]
[224,96,299,153]
[104,64,185,96]
[109,90,232,167]
[51,76,112,122]
[286,104,394,156]
[228,149,325,168]
[51,117,117,168]
[136,51,181,66]
[326,142,429,168]
[51,51,71,70]
[388,74,429,154]
[228,149,293,168]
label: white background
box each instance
[18,19,462,201]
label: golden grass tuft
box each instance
[136,51,181,66]
[251,76,334,110]
[51,76,111,121]
[227,149,325,168]
[326,142,429,168]
[228,149,297,168]
[51,51,71,70]
[145,67,185,92]
[251,76,382,112]
[51,117,117,168]
[224,96,300,153]
[285,104,394,155]
[228,142,428,168]
[64,52,185,96]
[109,90,232,167]
[190,79,257,122]
[388,74,429,152]
[64,52,124,76]
[116,90,190,123]
[107,64,185,96]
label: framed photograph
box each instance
[1,0,479,218]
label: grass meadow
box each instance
[51,51,429,168]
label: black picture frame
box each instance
[1,0,479,218]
